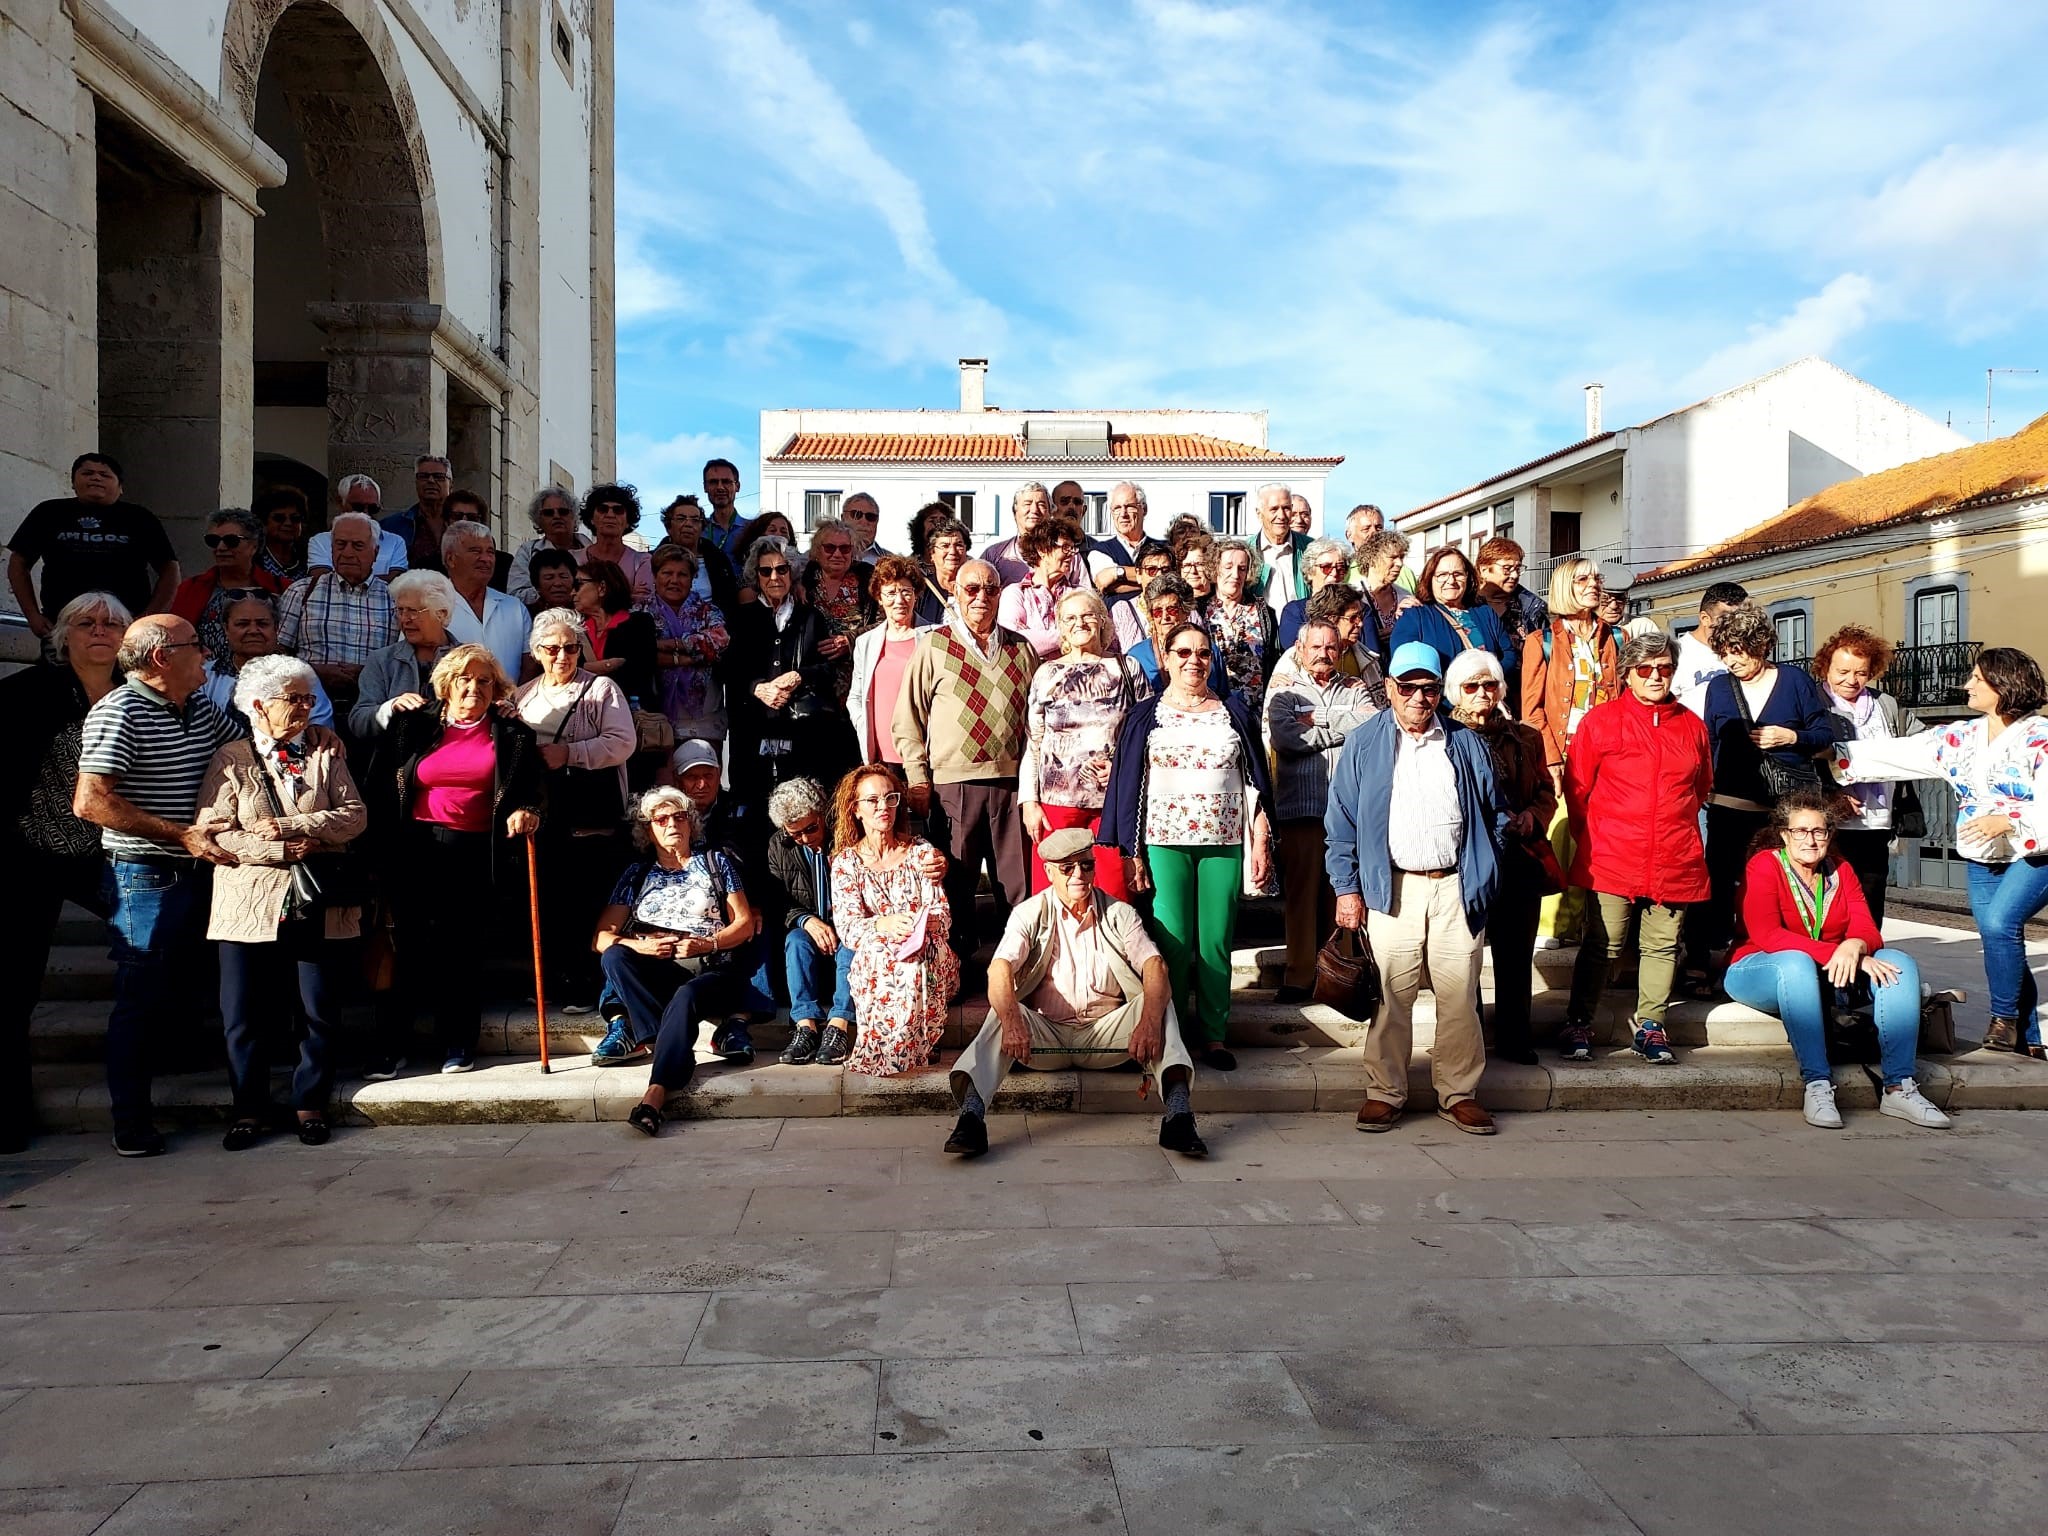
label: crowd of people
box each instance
[4,449,2044,1158]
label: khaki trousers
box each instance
[949,997,1195,1112]
[1280,818,1336,990]
[1363,869,1487,1109]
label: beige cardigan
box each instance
[198,733,369,943]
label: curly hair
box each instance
[1709,601,1777,661]
[1178,530,1219,587]
[630,785,702,849]
[1020,513,1085,564]
[870,554,924,594]
[1812,624,1894,685]
[831,762,909,851]
[1747,786,1839,859]
[767,776,828,835]
[580,482,642,533]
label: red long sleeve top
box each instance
[1731,846,1883,965]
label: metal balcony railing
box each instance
[1887,641,1981,712]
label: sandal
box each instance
[297,1115,330,1147]
[627,1102,664,1137]
[221,1120,265,1152]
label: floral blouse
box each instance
[1834,714,2048,864]
[1019,654,1148,810]
[1144,703,1249,847]
[1206,597,1269,708]
[645,592,729,727]
[807,566,875,704]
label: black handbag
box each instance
[549,679,626,832]
[250,742,334,919]
[1892,781,1928,840]
[1730,676,1823,800]
[1313,926,1383,1023]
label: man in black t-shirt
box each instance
[6,452,179,637]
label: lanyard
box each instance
[1777,850,1835,941]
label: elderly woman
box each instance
[830,763,958,1075]
[913,515,972,627]
[171,508,283,662]
[1689,601,1837,986]
[1560,633,1714,1063]
[507,486,589,609]
[763,777,856,1066]
[371,644,543,1073]
[199,592,336,729]
[1391,546,1511,672]
[1130,575,1225,694]
[800,516,869,701]
[197,654,366,1148]
[659,497,741,614]
[645,542,730,746]
[1019,588,1145,900]
[1724,790,1948,1129]
[351,569,458,740]
[575,482,653,604]
[601,787,757,1127]
[1353,530,1412,667]
[1811,624,1905,928]
[731,511,798,604]
[1204,538,1279,713]
[527,546,580,615]
[1099,622,1275,1070]
[0,590,129,1151]
[1276,537,1354,647]
[1831,647,2048,1056]
[998,513,1087,659]
[1522,556,1620,948]
[572,558,658,705]
[1179,531,1218,607]
[514,606,636,1011]
[253,486,310,585]
[1446,648,1556,1065]
[721,536,860,817]
[848,554,934,765]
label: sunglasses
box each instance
[787,819,824,840]
[203,533,248,549]
[957,582,996,596]
[1390,677,1443,697]
[534,643,577,656]
[755,563,791,577]
[1632,663,1676,679]
[1169,645,1212,661]
[1459,680,1502,693]
[844,509,878,522]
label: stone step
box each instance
[40,945,116,1002]
[31,1042,2047,1133]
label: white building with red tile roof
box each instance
[759,360,1343,554]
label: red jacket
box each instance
[170,566,282,622]
[1564,691,1712,904]
[1731,847,1882,964]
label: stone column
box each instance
[306,300,443,510]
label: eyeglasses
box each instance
[648,811,692,826]
[1632,663,1676,679]
[155,639,204,653]
[1309,560,1347,573]
[1487,564,1524,576]
[344,502,382,515]
[857,792,902,809]
[203,533,248,549]
[787,819,824,841]
[273,692,318,708]
[844,508,878,523]
[1169,645,1212,661]
[1459,680,1503,693]
[755,563,791,577]
[1390,677,1442,697]
[417,471,450,482]
[593,502,628,515]
[1785,828,1832,842]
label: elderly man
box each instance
[442,519,532,679]
[508,485,590,608]
[1090,481,1151,581]
[944,827,1203,1158]
[1346,504,1415,593]
[8,451,178,635]
[842,490,888,558]
[1288,492,1315,536]
[277,511,398,707]
[1266,616,1380,1002]
[378,455,454,573]
[1326,640,1507,1136]
[307,474,408,579]
[1249,483,1312,620]
[74,616,248,1156]
[979,480,1053,585]
[893,558,1039,975]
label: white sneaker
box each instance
[1803,1080,1843,1129]
[1879,1080,1952,1129]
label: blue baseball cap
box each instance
[1388,640,1444,680]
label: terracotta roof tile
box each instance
[767,431,1340,465]
[1640,410,2048,584]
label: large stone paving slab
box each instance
[271,1292,711,1374]
[535,1231,896,1292]
[0,1484,138,1536]
[92,1465,636,1536]
[688,1283,1081,1363]
[1672,1341,2048,1432]
[890,1225,1228,1285]
[0,1303,328,1387]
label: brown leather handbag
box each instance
[1313,926,1383,1023]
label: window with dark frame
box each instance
[803,490,842,531]
[939,490,977,535]
[1914,585,1960,647]
[1207,491,1245,535]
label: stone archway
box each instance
[231,0,448,515]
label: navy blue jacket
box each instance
[1701,666,1837,802]
[1096,692,1275,857]
[1323,708,1506,935]
[1389,601,1513,674]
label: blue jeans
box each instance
[1724,947,1922,1085]
[600,944,748,1093]
[219,926,345,1115]
[784,926,855,1023]
[1966,856,2048,1042]
[103,858,214,1126]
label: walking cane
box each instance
[527,831,551,1074]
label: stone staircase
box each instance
[28,902,2048,1130]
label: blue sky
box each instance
[611,0,2048,530]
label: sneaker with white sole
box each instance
[1630,1023,1676,1064]
[1879,1080,1952,1129]
[1802,1079,1843,1129]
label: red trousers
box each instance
[1027,803,1130,902]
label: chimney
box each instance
[1584,382,1604,437]
[959,358,988,413]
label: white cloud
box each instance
[1856,142,2048,311]
[614,230,693,323]
[617,429,751,504]
[1679,275,1882,398]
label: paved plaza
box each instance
[2,1104,2046,1534]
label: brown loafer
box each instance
[1437,1099,1497,1135]
[1355,1099,1403,1133]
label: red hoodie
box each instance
[1732,846,1883,964]
[1564,690,1713,904]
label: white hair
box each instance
[529,606,583,657]
[1443,647,1506,694]
[631,784,702,848]
[329,510,379,543]
[1013,480,1050,504]
[1303,537,1349,571]
[1110,481,1148,512]
[232,652,317,722]
[387,568,459,623]
[336,473,382,502]
[1254,482,1293,507]
[442,519,493,560]
[527,485,577,528]
[767,776,827,832]
[114,615,184,674]
[50,590,133,660]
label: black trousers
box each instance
[601,945,749,1093]
[536,827,625,999]
[1834,827,1892,931]
[927,779,1026,965]
[1486,849,1544,1053]
[2,849,109,1149]
[389,823,493,1056]
[1689,805,1769,967]
[219,924,347,1115]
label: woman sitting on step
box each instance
[1724,789,1949,1132]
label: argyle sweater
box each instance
[891,620,1040,786]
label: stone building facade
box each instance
[0,0,616,571]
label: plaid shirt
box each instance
[277,571,397,666]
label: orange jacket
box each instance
[1520,618,1619,768]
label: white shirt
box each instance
[1672,630,1723,717]
[1387,719,1463,871]
[446,585,533,680]
[1258,537,1297,618]
[307,527,408,578]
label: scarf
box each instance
[1830,688,1890,817]
[1778,851,1836,941]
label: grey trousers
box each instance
[949,996,1196,1112]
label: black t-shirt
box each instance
[8,497,175,620]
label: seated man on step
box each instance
[943,827,1204,1159]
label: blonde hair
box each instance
[1545,557,1603,618]
[1054,588,1115,657]
[429,642,512,702]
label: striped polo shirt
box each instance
[77,678,247,857]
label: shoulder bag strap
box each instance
[552,679,595,744]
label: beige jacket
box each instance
[198,734,368,943]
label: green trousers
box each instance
[1146,843,1242,1045]
[1569,890,1685,1026]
